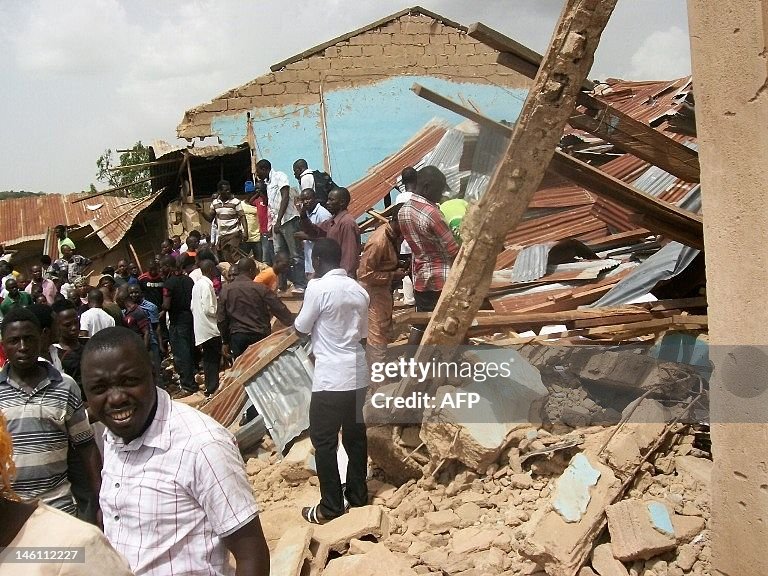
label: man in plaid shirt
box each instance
[398,166,459,342]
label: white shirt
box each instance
[79,308,116,337]
[299,168,315,192]
[101,388,260,576]
[191,276,220,345]
[0,503,134,576]
[304,203,332,273]
[266,169,298,228]
[294,269,369,391]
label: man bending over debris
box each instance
[294,238,370,524]
[82,327,269,576]
[398,165,459,342]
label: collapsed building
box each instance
[173,5,720,576]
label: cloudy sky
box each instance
[0,0,692,193]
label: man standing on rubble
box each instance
[161,255,197,397]
[217,257,296,359]
[199,180,248,265]
[357,200,408,366]
[294,238,370,524]
[256,159,306,293]
[297,187,361,278]
[296,187,332,282]
[81,326,270,576]
[398,166,459,341]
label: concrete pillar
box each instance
[687,2,768,575]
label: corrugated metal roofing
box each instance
[0,191,162,250]
[348,121,449,218]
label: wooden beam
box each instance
[107,157,181,172]
[468,22,595,91]
[570,92,700,182]
[551,150,704,249]
[71,174,163,203]
[417,0,619,347]
[411,83,704,249]
[471,21,700,183]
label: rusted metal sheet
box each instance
[347,122,448,218]
[0,191,162,250]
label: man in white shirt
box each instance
[81,327,270,576]
[191,260,221,397]
[79,289,115,337]
[297,188,332,280]
[294,238,370,524]
[256,159,306,292]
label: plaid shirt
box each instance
[100,388,260,576]
[398,194,459,292]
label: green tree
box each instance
[94,141,151,198]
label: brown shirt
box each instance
[217,276,295,343]
[302,209,361,277]
[357,222,400,287]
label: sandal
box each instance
[302,505,333,525]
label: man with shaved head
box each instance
[82,327,269,575]
[298,186,361,278]
[217,257,296,359]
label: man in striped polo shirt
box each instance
[200,179,248,264]
[0,306,102,517]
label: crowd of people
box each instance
[0,160,465,575]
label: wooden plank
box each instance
[551,150,704,249]
[585,229,653,250]
[468,22,595,91]
[71,174,162,203]
[570,92,700,182]
[648,297,707,311]
[412,83,512,135]
[408,306,651,328]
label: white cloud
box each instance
[627,26,691,80]
[13,0,137,76]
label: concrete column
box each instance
[687,2,768,575]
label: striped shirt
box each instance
[101,388,260,576]
[0,361,94,514]
[211,197,244,237]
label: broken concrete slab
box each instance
[562,405,592,428]
[450,527,503,555]
[270,525,313,576]
[419,348,549,473]
[671,514,706,543]
[322,544,418,576]
[279,437,316,482]
[674,455,712,487]
[424,509,461,533]
[349,538,378,555]
[591,543,629,576]
[577,350,697,399]
[606,499,677,561]
[312,505,390,553]
[553,453,602,523]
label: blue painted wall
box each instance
[211,76,527,187]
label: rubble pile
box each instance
[245,399,711,576]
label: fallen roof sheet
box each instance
[243,341,314,456]
[0,191,162,250]
[348,121,449,218]
[589,242,701,308]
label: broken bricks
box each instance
[605,499,677,561]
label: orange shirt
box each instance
[253,268,278,292]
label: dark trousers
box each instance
[309,388,368,518]
[261,235,274,265]
[201,336,222,395]
[242,241,262,262]
[67,446,97,524]
[230,332,267,358]
[273,218,306,289]
[169,322,196,392]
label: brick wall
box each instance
[178,14,531,138]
